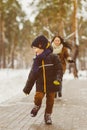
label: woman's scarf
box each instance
[52,42,63,54]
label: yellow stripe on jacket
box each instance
[42,60,46,93]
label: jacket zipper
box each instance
[42,60,46,93]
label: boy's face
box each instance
[32,47,44,55]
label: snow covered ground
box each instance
[0,69,87,104]
[0,69,29,104]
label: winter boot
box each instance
[30,105,40,117]
[44,113,52,125]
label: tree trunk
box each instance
[0,3,6,68]
[69,0,79,78]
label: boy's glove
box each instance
[53,80,60,85]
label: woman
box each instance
[51,35,74,98]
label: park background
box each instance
[0,0,87,103]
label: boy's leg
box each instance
[30,92,44,117]
[34,92,45,106]
[44,92,55,124]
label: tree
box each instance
[68,0,79,78]
[32,0,72,38]
[0,0,6,68]
[0,0,30,68]
[32,0,87,71]
[0,0,87,69]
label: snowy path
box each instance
[0,77,87,130]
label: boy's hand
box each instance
[23,88,29,95]
[23,91,28,96]
[22,92,28,96]
[53,80,60,85]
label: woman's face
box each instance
[54,37,61,46]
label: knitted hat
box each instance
[31,35,48,49]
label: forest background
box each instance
[0,0,87,75]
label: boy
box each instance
[23,35,63,125]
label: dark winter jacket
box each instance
[23,48,63,94]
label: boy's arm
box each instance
[23,70,36,95]
[23,59,39,95]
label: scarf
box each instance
[33,47,52,73]
[52,42,63,54]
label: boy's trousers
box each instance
[34,92,55,114]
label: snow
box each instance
[0,69,29,104]
[80,0,87,20]
[63,69,87,80]
[0,69,87,104]
[17,0,87,22]
[17,0,39,22]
